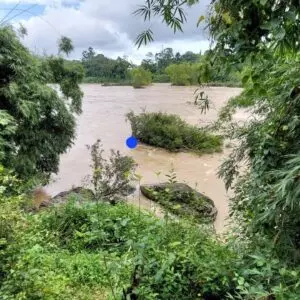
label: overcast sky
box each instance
[0,0,211,63]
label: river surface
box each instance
[46,83,244,232]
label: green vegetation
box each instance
[165,63,196,86]
[87,140,137,204]
[79,46,241,87]
[152,73,170,83]
[126,111,222,153]
[0,189,230,299]
[0,27,83,180]
[1,167,300,299]
[1,0,300,298]
[81,47,131,83]
[130,67,152,88]
[164,55,241,87]
[134,0,300,296]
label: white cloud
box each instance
[0,0,80,5]
[10,0,211,62]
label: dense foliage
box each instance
[210,0,300,262]
[1,173,300,299]
[127,111,222,153]
[218,53,300,261]
[0,197,225,299]
[1,0,300,298]
[0,27,83,180]
[81,47,132,83]
[136,0,300,264]
[165,63,197,86]
[79,46,241,86]
[130,67,152,88]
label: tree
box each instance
[81,49,132,81]
[112,57,131,80]
[174,52,181,63]
[155,47,174,72]
[141,52,157,73]
[87,140,137,204]
[181,51,199,63]
[82,46,96,61]
[130,67,152,88]
[58,36,74,56]
[0,26,84,180]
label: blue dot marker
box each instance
[126,136,138,149]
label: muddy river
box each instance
[46,83,244,232]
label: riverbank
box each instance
[82,77,241,87]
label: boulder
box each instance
[51,187,95,204]
[140,183,217,222]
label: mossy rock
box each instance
[140,183,217,223]
[52,187,95,204]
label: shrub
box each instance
[130,67,152,88]
[85,140,137,204]
[0,166,25,285]
[126,111,223,153]
[165,63,193,86]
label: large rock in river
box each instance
[140,183,217,222]
[51,187,95,204]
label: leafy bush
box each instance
[165,63,195,86]
[126,111,223,153]
[130,67,152,88]
[0,166,25,285]
[85,140,137,204]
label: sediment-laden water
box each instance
[46,83,244,232]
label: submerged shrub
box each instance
[126,111,223,153]
[165,63,194,86]
[130,67,152,88]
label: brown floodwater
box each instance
[46,83,244,232]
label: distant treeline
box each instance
[72,46,242,87]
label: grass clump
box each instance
[126,111,223,153]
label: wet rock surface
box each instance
[51,187,95,204]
